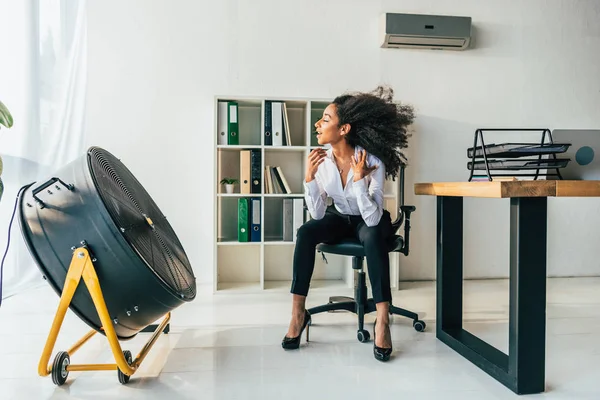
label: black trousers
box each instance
[290,207,394,304]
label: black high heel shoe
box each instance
[373,319,392,362]
[282,310,311,350]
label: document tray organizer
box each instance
[467,128,571,181]
[468,158,570,171]
[467,143,570,159]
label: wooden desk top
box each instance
[414,180,600,198]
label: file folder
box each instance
[264,165,273,194]
[283,102,292,146]
[264,101,272,146]
[240,150,251,194]
[275,166,292,194]
[271,101,283,146]
[272,166,288,194]
[283,199,293,241]
[241,149,261,194]
[238,197,250,242]
[269,167,282,194]
[292,198,304,243]
[227,101,239,145]
[250,198,261,242]
[251,150,261,194]
[217,101,228,145]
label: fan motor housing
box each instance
[18,147,196,340]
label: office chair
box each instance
[307,166,425,343]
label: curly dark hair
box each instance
[332,85,415,180]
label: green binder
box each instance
[227,101,239,145]
[238,197,249,242]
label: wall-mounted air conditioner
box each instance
[380,12,472,51]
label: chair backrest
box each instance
[390,164,416,256]
[391,165,407,233]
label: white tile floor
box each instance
[1,277,599,399]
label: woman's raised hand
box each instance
[351,150,377,181]
[305,148,327,182]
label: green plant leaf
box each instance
[0,101,14,129]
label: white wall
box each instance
[86,0,600,284]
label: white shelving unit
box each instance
[213,96,401,293]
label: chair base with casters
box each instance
[306,166,425,343]
[307,235,426,343]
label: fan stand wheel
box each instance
[51,351,70,386]
[117,350,133,384]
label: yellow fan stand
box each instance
[38,246,171,385]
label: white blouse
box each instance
[303,145,385,227]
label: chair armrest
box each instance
[399,205,416,256]
[400,205,416,213]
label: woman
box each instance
[282,85,415,362]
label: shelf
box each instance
[217,149,263,195]
[263,197,308,242]
[217,193,252,197]
[217,151,242,195]
[282,101,307,146]
[214,95,401,293]
[264,146,307,152]
[216,245,260,288]
[264,193,304,197]
[264,151,305,194]
[216,197,261,242]
[238,103,262,146]
[217,145,262,150]
[216,241,262,246]
[216,101,262,146]
[264,198,287,242]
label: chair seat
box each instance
[316,235,404,259]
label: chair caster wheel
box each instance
[51,351,70,386]
[357,329,370,343]
[117,350,133,384]
[413,320,426,332]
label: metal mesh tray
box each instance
[467,158,570,170]
[467,143,570,158]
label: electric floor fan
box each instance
[18,146,196,385]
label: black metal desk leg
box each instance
[436,196,463,335]
[509,197,547,394]
[435,195,548,395]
